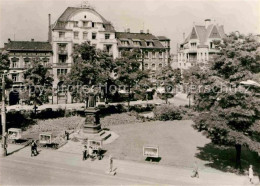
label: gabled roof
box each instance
[53,7,115,32]
[182,23,226,45]
[4,41,52,52]
[115,32,165,49]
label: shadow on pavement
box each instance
[196,143,260,175]
[145,157,162,163]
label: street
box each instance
[0,144,250,185]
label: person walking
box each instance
[249,165,254,184]
[109,155,113,172]
[82,145,87,161]
[191,161,199,178]
[89,146,94,161]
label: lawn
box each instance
[104,120,210,168]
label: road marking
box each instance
[3,158,164,185]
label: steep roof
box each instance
[53,7,115,32]
[4,41,52,52]
[182,23,226,45]
[115,32,165,49]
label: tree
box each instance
[156,65,181,103]
[192,33,260,169]
[114,49,150,109]
[23,57,53,105]
[0,50,12,101]
[67,42,115,102]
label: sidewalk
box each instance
[2,144,254,185]
[6,93,191,111]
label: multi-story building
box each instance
[177,19,226,73]
[51,6,118,86]
[115,30,170,82]
[4,39,52,104]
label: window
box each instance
[92,33,97,40]
[24,57,30,63]
[210,42,213,49]
[42,58,49,63]
[152,52,156,59]
[92,44,97,49]
[11,57,19,68]
[159,52,163,59]
[104,45,112,54]
[57,69,68,76]
[152,63,155,69]
[59,32,65,38]
[133,41,141,46]
[83,21,88,27]
[92,22,95,28]
[159,63,162,68]
[74,32,79,39]
[146,41,154,47]
[12,74,18,82]
[121,40,129,46]
[191,43,197,48]
[73,21,78,27]
[84,15,86,18]
[145,63,148,68]
[59,55,67,63]
[105,33,110,40]
[83,32,88,40]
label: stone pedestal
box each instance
[83,108,101,134]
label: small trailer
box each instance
[143,145,159,162]
[8,128,22,140]
[39,132,53,144]
[88,139,103,160]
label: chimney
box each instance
[205,19,211,29]
[8,38,11,43]
[140,30,144,34]
[127,28,130,33]
[183,33,185,41]
[147,29,149,34]
[31,39,34,42]
[48,14,52,42]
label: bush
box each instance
[129,104,155,113]
[153,105,182,121]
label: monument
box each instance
[74,89,111,141]
[83,93,102,134]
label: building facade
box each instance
[116,31,170,83]
[4,39,52,104]
[177,19,226,73]
[51,6,118,86]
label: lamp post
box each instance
[1,71,7,157]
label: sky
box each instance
[0,0,259,53]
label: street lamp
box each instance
[1,70,7,157]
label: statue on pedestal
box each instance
[83,87,101,134]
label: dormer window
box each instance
[121,40,129,46]
[146,41,154,47]
[191,42,197,48]
[84,15,86,19]
[133,41,141,46]
[92,22,95,28]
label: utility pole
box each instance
[1,71,7,157]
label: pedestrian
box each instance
[109,155,113,172]
[249,165,254,184]
[89,146,94,161]
[31,140,38,156]
[191,161,199,178]
[82,145,87,160]
[65,131,69,140]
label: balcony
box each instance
[55,63,69,67]
[58,50,68,55]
